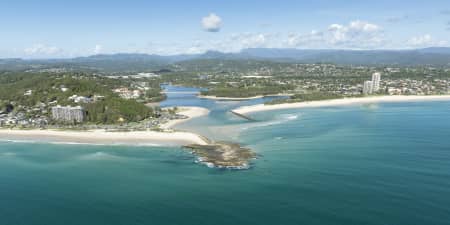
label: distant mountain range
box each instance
[2,47,450,72]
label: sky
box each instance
[1,0,450,58]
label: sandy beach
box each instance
[232,95,450,115]
[0,106,211,146]
[0,129,208,146]
[197,94,292,101]
[160,106,210,129]
[197,95,265,100]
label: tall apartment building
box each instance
[371,72,381,92]
[51,106,85,123]
[363,81,374,95]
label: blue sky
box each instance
[1,0,450,58]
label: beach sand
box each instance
[0,129,208,146]
[160,106,210,129]
[232,95,450,115]
[0,106,211,146]
[197,94,292,101]
[197,95,265,101]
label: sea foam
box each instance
[240,113,301,130]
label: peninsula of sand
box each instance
[160,106,210,129]
[232,95,450,115]
[197,94,292,101]
[0,106,210,146]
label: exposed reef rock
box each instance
[184,142,256,169]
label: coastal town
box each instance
[4,2,450,225]
[1,63,450,129]
[0,61,449,169]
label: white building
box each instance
[371,72,381,92]
[51,106,85,123]
[24,90,32,96]
[363,81,373,95]
[113,87,142,99]
[68,95,92,103]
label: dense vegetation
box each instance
[266,93,343,105]
[0,72,158,124]
[84,98,153,124]
[201,85,294,98]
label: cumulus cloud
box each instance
[155,33,277,54]
[406,34,447,47]
[407,34,432,46]
[327,20,383,47]
[202,13,222,32]
[159,20,386,55]
[234,33,270,48]
[286,30,325,48]
[24,44,62,56]
[93,44,103,54]
[286,20,385,49]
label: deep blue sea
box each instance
[1,86,450,225]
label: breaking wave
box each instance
[240,113,301,131]
[78,151,122,161]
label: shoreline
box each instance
[197,95,264,100]
[0,107,211,146]
[160,106,210,129]
[197,94,291,101]
[232,95,450,115]
[0,129,209,146]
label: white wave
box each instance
[127,143,165,147]
[285,114,299,120]
[49,141,94,145]
[78,151,122,161]
[240,113,301,130]
[1,138,166,148]
[0,139,38,144]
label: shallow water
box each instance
[1,86,450,225]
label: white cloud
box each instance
[24,44,62,56]
[158,21,385,55]
[286,20,385,49]
[235,33,269,48]
[286,30,325,48]
[407,34,447,47]
[349,20,381,32]
[327,20,383,47]
[407,34,433,46]
[202,13,222,32]
[150,33,277,55]
[20,19,450,57]
[93,44,103,54]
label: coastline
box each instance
[197,95,265,100]
[0,107,211,146]
[197,94,291,101]
[0,129,208,146]
[232,95,450,115]
[160,106,210,129]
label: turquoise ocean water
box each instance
[1,86,450,225]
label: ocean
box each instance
[1,86,450,225]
